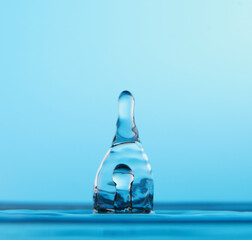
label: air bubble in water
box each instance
[112,164,134,213]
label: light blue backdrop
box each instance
[0,1,252,203]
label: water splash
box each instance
[93,91,153,213]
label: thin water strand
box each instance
[113,91,139,146]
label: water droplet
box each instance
[93,90,153,213]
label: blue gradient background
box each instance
[0,1,252,203]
